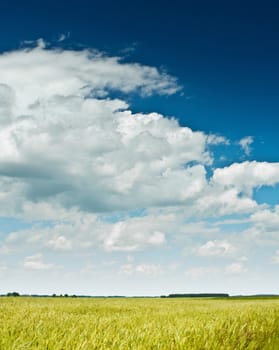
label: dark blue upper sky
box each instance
[1,0,279,161]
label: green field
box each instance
[0,297,278,349]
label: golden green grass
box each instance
[0,297,278,349]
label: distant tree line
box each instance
[2,292,278,299]
[162,293,230,298]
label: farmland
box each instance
[0,297,278,349]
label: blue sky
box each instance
[0,0,278,295]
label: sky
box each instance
[0,0,278,296]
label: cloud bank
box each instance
[0,41,278,295]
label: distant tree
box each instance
[64,294,68,297]
[7,292,20,297]
[52,294,56,297]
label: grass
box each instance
[0,297,278,349]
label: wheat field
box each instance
[0,297,278,349]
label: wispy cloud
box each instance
[23,254,54,270]
[225,262,247,275]
[239,136,254,156]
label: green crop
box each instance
[0,297,278,349]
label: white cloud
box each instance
[196,187,258,216]
[120,263,162,276]
[250,206,279,231]
[0,42,180,116]
[239,136,253,156]
[225,262,247,275]
[46,235,72,251]
[0,42,271,224]
[0,44,219,216]
[185,266,218,278]
[213,161,279,195]
[0,211,173,254]
[197,240,235,257]
[242,206,279,247]
[207,134,230,145]
[103,220,167,252]
[23,253,54,270]
[58,33,70,42]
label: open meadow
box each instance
[0,297,278,349]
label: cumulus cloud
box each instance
[103,222,166,252]
[242,206,279,247]
[213,161,279,195]
[195,187,258,217]
[1,42,274,222]
[250,206,279,231]
[0,43,220,216]
[0,41,180,114]
[0,211,173,254]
